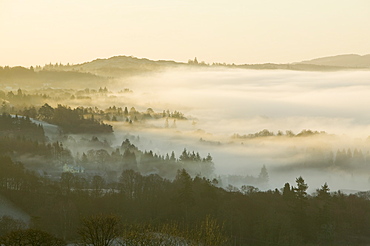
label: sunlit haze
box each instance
[2,1,370,243]
[1,0,370,67]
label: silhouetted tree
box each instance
[38,103,54,121]
[78,214,120,246]
[317,182,330,199]
[294,176,308,201]
[258,165,269,183]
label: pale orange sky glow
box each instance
[1,0,369,67]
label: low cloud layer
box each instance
[97,68,370,191]
[41,68,370,192]
[114,68,370,136]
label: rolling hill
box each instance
[298,54,370,68]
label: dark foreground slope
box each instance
[1,156,370,245]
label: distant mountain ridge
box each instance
[2,54,370,88]
[298,54,370,68]
[60,54,369,77]
[73,54,370,74]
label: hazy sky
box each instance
[1,0,370,67]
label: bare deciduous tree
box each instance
[78,214,120,246]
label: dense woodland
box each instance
[1,60,370,245]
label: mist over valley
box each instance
[2,0,370,243]
[2,61,370,191]
[1,56,370,245]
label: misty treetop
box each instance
[232,129,328,139]
[0,110,215,182]
[231,129,370,174]
[77,139,215,179]
[2,103,114,134]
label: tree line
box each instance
[232,129,327,139]
[75,139,215,180]
[1,87,187,126]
